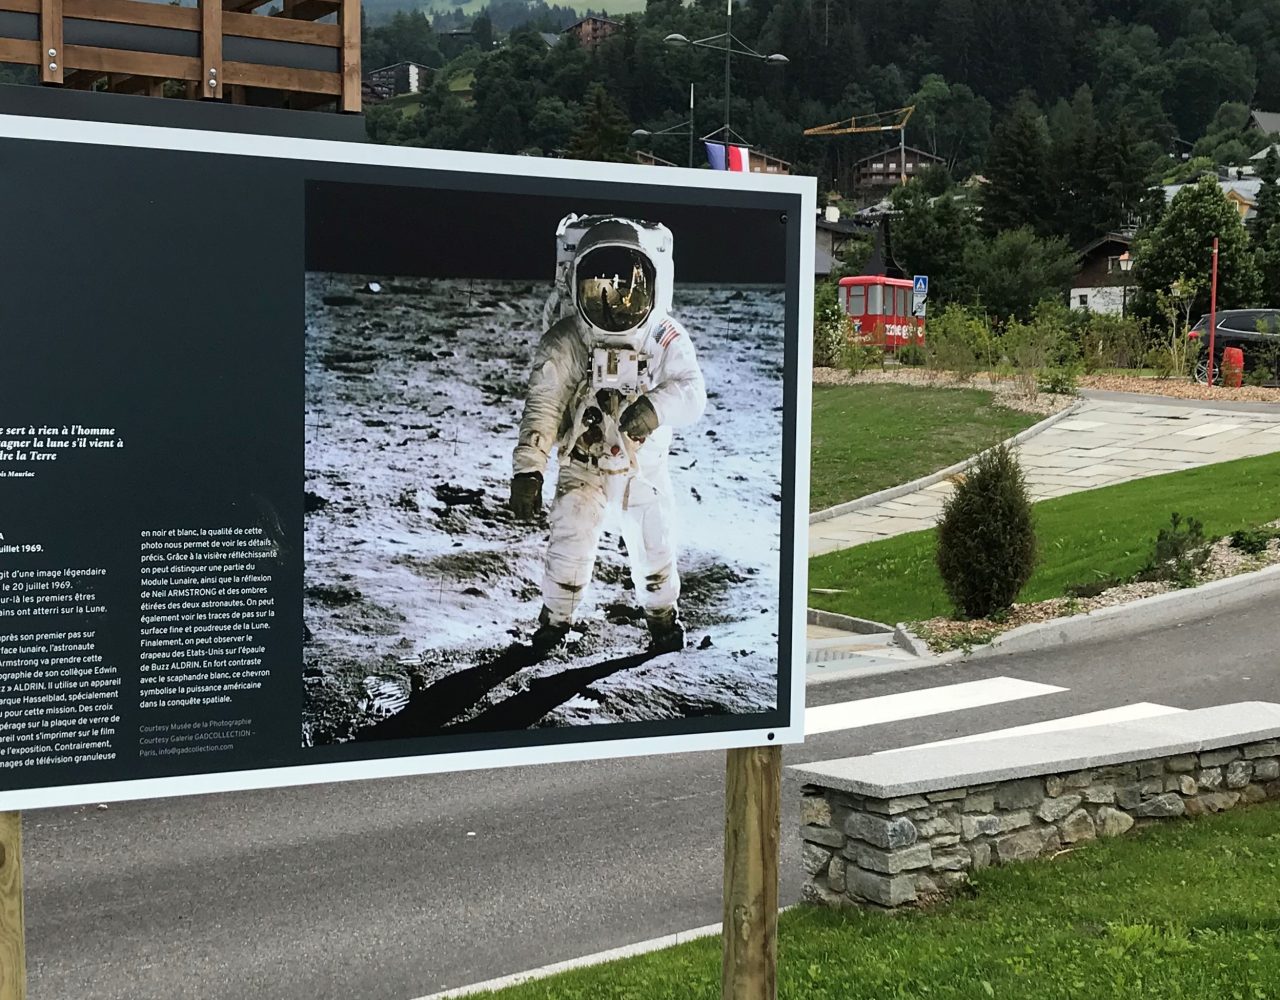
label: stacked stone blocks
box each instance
[800,740,1280,910]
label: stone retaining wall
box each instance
[799,739,1280,909]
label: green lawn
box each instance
[809,385,1038,512]
[809,450,1280,623]
[467,802,1280,999]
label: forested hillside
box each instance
[363,0,1280,192]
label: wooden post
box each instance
[339,0,360,113]
[200,0,222,100]
[39,0,64,85]
[722,746,780,1000]
[0,813,24,1000]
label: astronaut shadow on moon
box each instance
[302,273,787,747]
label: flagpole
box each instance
[689,83,695,168]
[723,0,731,146]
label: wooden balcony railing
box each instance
[0,0,360,111]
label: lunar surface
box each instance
[303,274,787,745]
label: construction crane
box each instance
[803,105,916,185]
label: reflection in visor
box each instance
[576,246,656,333]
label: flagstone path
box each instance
[809,395,1280,558]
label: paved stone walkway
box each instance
[810,396,1280,557]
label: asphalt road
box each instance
[25,591,1280,1000]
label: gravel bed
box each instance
[1080,374,1280,403]
[912,523,1280,653]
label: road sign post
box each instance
[0,813,23,1000]
[722,745,781,1000]
[912,274,928,319]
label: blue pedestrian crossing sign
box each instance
[913,275,928,298]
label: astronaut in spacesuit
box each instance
[510,216,707,653]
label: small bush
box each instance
[1064,575,1124,599]
[926,304,989,381]
[897,343,926,367]
[841,342,883,376]
[812,280,846,368]
[1229,526,1278,555]
[1135,512,1211,587]
[1088,313,1148,371]
[936,443,1038,619]
[1147,328,1202,381]
[813,319,846,368]
[1037,365,1080,395]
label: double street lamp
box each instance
[664,1,788,157]
[632,84,696,168]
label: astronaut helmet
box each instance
[571,217,674,349]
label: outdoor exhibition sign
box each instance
[0,114,814,810]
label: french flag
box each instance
[705,142,751,172]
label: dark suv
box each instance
[1188,309,1280,385]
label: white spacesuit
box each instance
[510,216,707,652]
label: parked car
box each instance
[1188,309,1280,385]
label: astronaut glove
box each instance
[510,471,544,521]
[619,396,659,441]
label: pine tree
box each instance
[1255,146,1280,238]
[1097,116,1150,232]
[566,84,633,163]
[1257,147,1280,305]
[936,443,1037,620]
[982,100,1051,235]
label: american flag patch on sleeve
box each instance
[659,321,680,349]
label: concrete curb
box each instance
[891,622,931,657]
[807,607,892,635]
[935,562,1280,663]
[809,399,1084,525]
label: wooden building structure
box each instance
[0,0,361,112]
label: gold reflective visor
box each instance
[576,246,656,333]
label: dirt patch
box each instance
[813,367,1075,417]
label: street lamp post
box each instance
[664,1,787,158]
[632,84,696,167]
[1118,250,1133,318]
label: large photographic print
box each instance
[0,114,810,809]
[304,190,790,745]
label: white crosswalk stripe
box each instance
[804,677,1067,736]
[873,702,1185,754]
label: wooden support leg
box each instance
[722,746,780,1000]
[0,813,24,1000]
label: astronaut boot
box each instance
[530,606,571,652]
[644,606,685,654]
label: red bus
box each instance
[837,275,926,351]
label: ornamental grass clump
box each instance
[936,443,1037,619]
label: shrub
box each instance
[1064,575,1124,599]
[1038,365,1081,395]
[1003,318,1052,398]
[925,304,990,381]
[1229,526,1278,554]
[1087,313,1148,371]
[812,280,846,368]
[897,343,926,367]
[841,341,883,376]
[936,443,1038,619]
[1135,512,1211,587]
[814,319,846,368]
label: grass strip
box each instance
[469,802,1280,1000]
[809,384,1038,512]
[809,450,1280,623]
